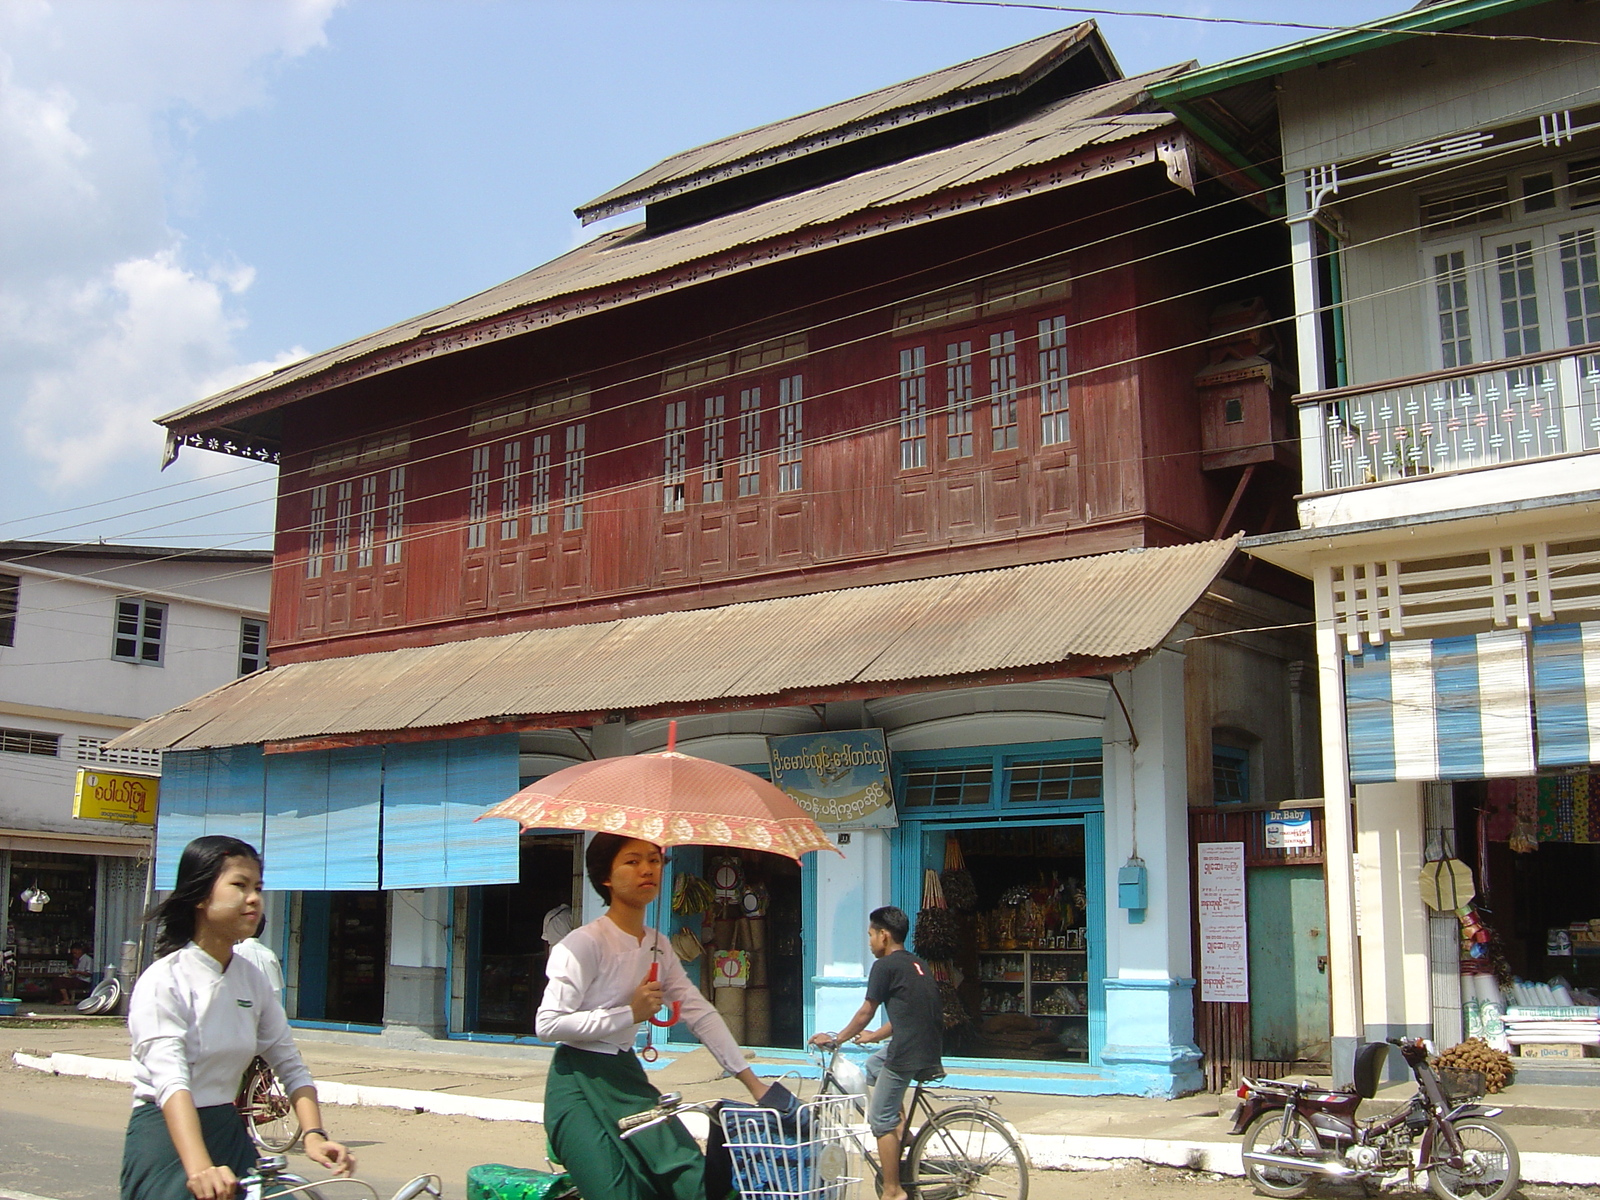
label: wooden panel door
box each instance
[1247,866,1330,1063]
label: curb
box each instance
[14,1051,1600,1186]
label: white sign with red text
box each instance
[1197,841,1248,1003]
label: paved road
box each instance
[4,1062,1595,1200]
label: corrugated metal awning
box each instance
[109,538,1238,752]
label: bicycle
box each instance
[238,1153,442,1200]
[621,1088,860,1200]
[811,1043,1028,1200]
[237,1055,302,1153]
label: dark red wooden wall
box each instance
[267,171,1291,663]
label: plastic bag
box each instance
[465,1164,575,1200]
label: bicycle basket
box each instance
[1437,1068,1486,1104]
[720,1093,862,1200]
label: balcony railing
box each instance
[1302,343,1600,492]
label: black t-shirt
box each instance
[865,948,944,1077]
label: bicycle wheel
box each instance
[905,1106,1027,1200]
[1428,1119,1520,1200]
[243,1063,302,1152]
[1241,1113,1318,1199]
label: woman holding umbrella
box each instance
[537,833,768,1200]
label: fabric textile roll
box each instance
[714,984,747,1042]
[1473,972,1510,1052]
[744,985,771,1047]
[1461,972,1484,1041]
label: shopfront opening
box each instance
[466,834,582,1035]
[894,740,1106,1066]
[667,845,811,1050]
[1463,775,1600,1003]
[5,851,97,1003]
[295,891,387,1026]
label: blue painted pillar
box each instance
[811,828,888,1038]
[1100,646,1204,1097]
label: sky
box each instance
[0,0,1406,551]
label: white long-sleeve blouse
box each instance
[128,941,314,1108]
[535,916,750,1076]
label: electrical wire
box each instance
[10,61,1600,624]
[894,0,1600,47]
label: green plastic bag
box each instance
[466,1163,576,1200]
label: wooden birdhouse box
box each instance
[1195,299,1295,472]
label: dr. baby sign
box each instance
[766,729,897,829]
[73,768,158,825]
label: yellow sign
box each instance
[73,768,158,825]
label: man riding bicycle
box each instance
[808,906,943,1200]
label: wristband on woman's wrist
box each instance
[303,1128,329,1140]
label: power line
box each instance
[895,0,1600,47]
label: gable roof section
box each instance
[161,65,1189,441]
[1148,0,1555,192]
[107,537,1238,752]
[575,23,1114,225]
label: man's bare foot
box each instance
[881,1189,908,1200]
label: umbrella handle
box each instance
[646,963,681,1027]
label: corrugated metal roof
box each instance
[109,537,1239,751]
[160,66,1186,432]
[575,24,1104,223]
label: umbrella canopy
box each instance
[477,748,841,861]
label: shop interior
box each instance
[5,851,97,1003]
[668,847,805,1049]
[919,825,1091,1062]
[1459,776,1600,999]
[296,890,387,1025]
[471,835,581,1035]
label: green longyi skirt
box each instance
[120,1099,257,1200]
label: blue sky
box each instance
[0,0,1403,549]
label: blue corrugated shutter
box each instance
[154,750,208,889]
[381,734,520,889]
[263,747,382,891]
[443,734,522,885]
[202,745,266,848]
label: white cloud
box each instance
[0,0,340,493]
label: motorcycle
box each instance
[1231,1038,1520,1200]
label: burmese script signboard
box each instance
[1197,840,1248,1003]
[766,730,897,829]
[73,768,158,825]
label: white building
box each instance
[0,542,271,1001]
[1155,0,1600,1082]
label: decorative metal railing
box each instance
[1304,343,1600,491]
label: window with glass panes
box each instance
[0,573,17,646]
[898,347,928,470]
[702,395,726,503]
[897,741,1102,812]
[113,597,166,665]
[664,400,688,513]
[239,618,267,675]
[1212,744,1249,804]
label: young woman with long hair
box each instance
[536,834,769,1200]
[121,835,355,1200]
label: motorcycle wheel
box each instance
[1427,1118,1520,1200]
[1242,1113,1320,1199]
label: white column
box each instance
[1287,167,1329,495]
[812,828,889,1036]
[1356,782,1433,1041]
[1314,565,1363,1082]
[1100,647,1203,1096]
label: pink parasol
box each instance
[476,724,840,861]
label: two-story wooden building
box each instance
[115,24,1316,1094]
[1157,0,1600,1085]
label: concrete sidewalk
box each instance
[6,1018,1600,1186]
